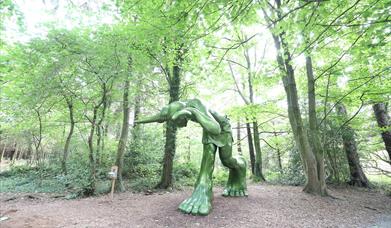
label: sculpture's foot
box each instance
[223,156,248,197]
[178,184,212,216]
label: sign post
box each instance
[108,166,118,200]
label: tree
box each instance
[372,103,391,164]
[62,96,75,175]
[157,47,183,189]
[115,58,131,191]
[337,104,369,187]
[262,0,326,195]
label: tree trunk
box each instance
[62,97,75,175]
[27,136,33,165]
[273,130,283,174]
[101,98,112,154]
[337,104,369,187]
[127,91,142,174]
[243,44,264,179]
[246,122,255,174]
[270,29,324,195]
[87,107,98,194]
[157,53,181,189]
[95,92,109,166]
[306,55,327,194]
[276,148,283,173]
[96,126,102,166]
[326,149,339,182]
[17,146,24,160]
[253,122,266,181]
[237,121,242,156]
[0,142,6,163]
[372,103,391,164]
[11,144,19,165]
[115,77,131,192]
[34,109,43,166]
[132,92,141,143]
[86,80,110,194]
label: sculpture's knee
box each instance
[221,156,236,169]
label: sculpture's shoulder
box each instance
[185,98,205,108]
[209,110,231,133]
[184,99,228,123]
[166,101,186,116]
[184,98,209,113]
[209,110,225,121]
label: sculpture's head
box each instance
[171,108,192,128]
[173,115,189,128]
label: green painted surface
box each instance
[137,99,247,215]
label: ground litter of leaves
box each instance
[1,184,390,228]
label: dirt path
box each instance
[1,185,390,228]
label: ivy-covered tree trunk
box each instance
[263,0,326,196]
[157,55,181,189]
[62,97,75,175]
[115,77,131,192]
[372,103,391,164]
[246,123,255,174]
[253,122,265,181]
[306,55,327,194]
[271,32,325,195]
[337,104,369,187]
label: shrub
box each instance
[173,162,198,187]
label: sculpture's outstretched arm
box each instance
[184,107,221,135]
[135,113,166,124]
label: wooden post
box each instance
[109,166,118,200]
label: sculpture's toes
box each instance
[242,189,249,196]
[222,188,230,196]
[238,189,248,196]
[189,196,211,216]
[197,199,211,215]
[230,189,238,197]
[223,186,248,197]
[179,192,212,215]
[178,198,192,213]
[222,187,236,197]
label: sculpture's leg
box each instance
[179,144,216,215]
[219,142,248,197]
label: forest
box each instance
[0,0,390,227]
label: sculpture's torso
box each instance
[180,99,233,147]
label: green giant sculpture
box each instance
[136,98,247,215]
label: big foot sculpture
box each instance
[136,98,247,215]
